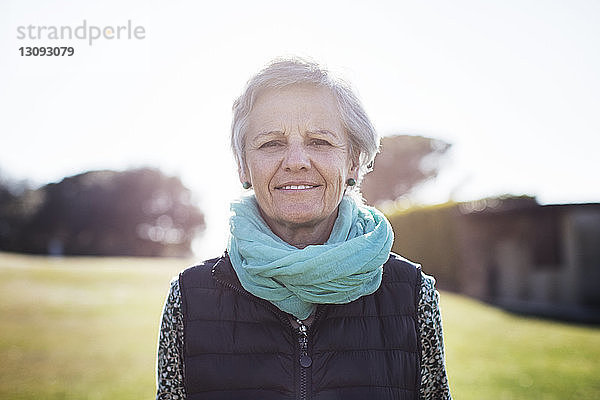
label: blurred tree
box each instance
[360,135,451,205]
[4,168,205,257]
[0,180,18,249]
[0,173,35,251]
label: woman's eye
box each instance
[310,139,331,146]
[259,141,281,149]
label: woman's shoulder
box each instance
[419,271,439,311]
[384,252,438,294]
[383,252,421,282]
[420,271,437,293]
[179,253,225,276]
[177,252,231,289]
[385,252,421,270]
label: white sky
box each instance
[1,0,599,258]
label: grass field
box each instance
[0,252,599,399]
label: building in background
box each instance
[389,198,600,323]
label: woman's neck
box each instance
[261,209,338,249]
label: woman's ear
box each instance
[348,158,359,180]
[238,167,247,185]
[238,162,251,186]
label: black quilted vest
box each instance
[179,252,422,400]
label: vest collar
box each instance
[211,250,324,327]
[211,251,244,291]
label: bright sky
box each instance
[1,0,599,258]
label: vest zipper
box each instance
[212,260,320,400]
[296,318,312,400]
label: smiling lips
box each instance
[276,184,321,190]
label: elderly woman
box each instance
[156,58,451,400]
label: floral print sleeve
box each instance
[156,277,185,400]
[419,272,452,399]
[156,272,451,399]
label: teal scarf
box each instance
[227,195,394,320]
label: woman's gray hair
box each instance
[231,57,379,185]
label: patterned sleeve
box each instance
[418,272,452,399]
[156,277,186,400]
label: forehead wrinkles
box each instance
[247,109,345,145]
[252,85,338,116]
[250,105,335,129]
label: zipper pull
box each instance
[296,318,312,368]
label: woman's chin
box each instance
[276,211,323,227]
[270,205,338,229]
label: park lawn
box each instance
[1,252,599,399]
[0,252,185,400]
[442,291,600,399]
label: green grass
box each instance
[1,252,599,399]
[442,292,600,399]
[0,252,185,400]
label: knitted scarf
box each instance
[227,195,394,320]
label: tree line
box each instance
[0,168,205,257]
[0,135,449,257]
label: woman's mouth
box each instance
[276,184,321,190]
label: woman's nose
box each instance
[282,143,310,171]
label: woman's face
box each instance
[241,84,356,235]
